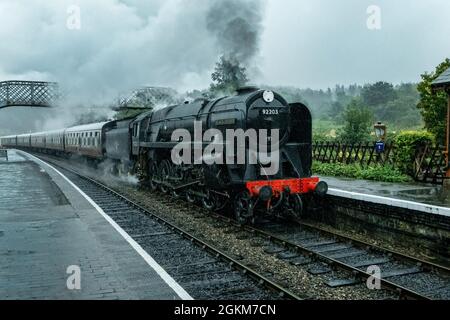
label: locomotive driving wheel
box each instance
[201,189,219,211]
[234,191,255,225]
[185,189,196,204]
[158,160,171,194]
[148,161,159,191]
[170,164,183,199]
[285,194,303,219]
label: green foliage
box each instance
[313,130,335,142]
[74,109,108,125]
[265,84,360,120]
[417,58,450,145]
[114,109,148,120]
[312,162,411,183]
[268,82,421,131]
[382,93,422,127]
[113,87,180,121]
[361,81,397,107]
[312,120,340,142]
[210,56,248,95]
[359,82,422,128]
[338,98,374,143]
[393,131,435,174]
[328,101,344,119]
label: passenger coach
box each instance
[64,122,115,159]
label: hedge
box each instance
[312,162,411,183]
[393,131,435,175]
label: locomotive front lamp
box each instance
[374,122,387,141]
[263,90,275,103]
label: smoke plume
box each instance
[206,0,265,67]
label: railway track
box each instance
[41,157,301,300]
[34,153,450,300]
[148,197,450,300]
[234,220,450,300]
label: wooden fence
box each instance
[312,142,448,184]
[413,144,447,184]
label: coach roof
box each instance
[66,121,113,132]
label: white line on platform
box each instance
[24,151,193,301]
[328,188,450,217]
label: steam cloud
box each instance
[0,0,266,134]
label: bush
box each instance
[312,162,411,183]
[394,131,435,175]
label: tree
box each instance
[339,98,374,143]
[417,58,450,144]
[114,87,179,120]
[361,81,397,107]
[74,108,108,125]
[210,55,248,95]
[383,95,422,128]
[328,101,344,119]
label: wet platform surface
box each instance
[322,175,450,208]
[0,150,186,300]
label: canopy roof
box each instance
[432,67,450,89]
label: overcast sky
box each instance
[261,0,450,89]
[0,0,449,100]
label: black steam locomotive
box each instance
[1,87,327,224]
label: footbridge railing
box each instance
[0,81,59,109]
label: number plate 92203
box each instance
[261,109,279,115]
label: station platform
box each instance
[322,175,450,217]
[0,150,191,300]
